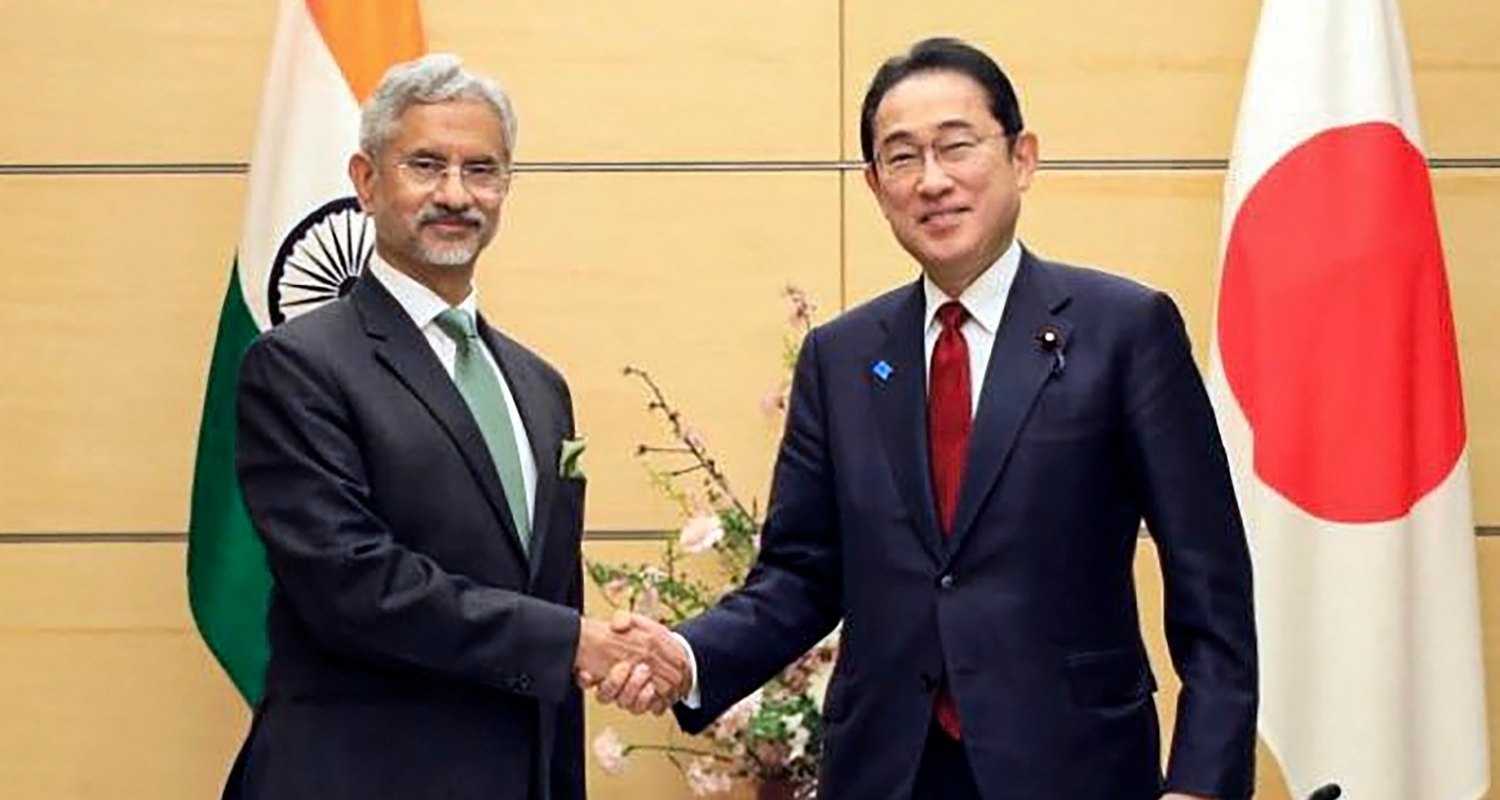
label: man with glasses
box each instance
[225,54,686,800]
[599,38,1257,799]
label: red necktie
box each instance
[929,301,970,739]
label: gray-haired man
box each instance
[222,53,686,800]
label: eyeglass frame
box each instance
[392,154,513,197]
[873,129,1016,183]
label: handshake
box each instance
[573,610,693,715]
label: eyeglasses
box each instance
[395,156,511,196]
[876,132,1007,182]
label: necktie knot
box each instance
[435,307,478,344]
[937,301,968,333]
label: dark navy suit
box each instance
[675,250,1257,799]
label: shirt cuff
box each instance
[669,631,702,709]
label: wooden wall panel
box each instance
[3,3,1492,164]
[476,171,841,530]
[1437,171,1500,525]
[1406,5,1500,157]
[841,1,1259,160]
[0,1,838,164]
[0,176,244,532]
[0,543,247,800]
[840,0,1500,160]
[430,1,840,162]
[0,2,274,163]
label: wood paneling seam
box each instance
[5,158,1500,176]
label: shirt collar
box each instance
[922,237,1021,335]
[367,251,479,330]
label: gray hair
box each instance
[359,53,518,162]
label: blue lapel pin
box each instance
[871,360,894,382]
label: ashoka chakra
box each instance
[267,196,375,326]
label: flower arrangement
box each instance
[587,287,836,799]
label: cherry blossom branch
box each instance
[623,365,754,523]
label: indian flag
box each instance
[1207,0,1488,796]
[187,0,425,704]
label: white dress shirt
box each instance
[678,240,1024,708]
[366,255,538,523]
[922,238,1022,417]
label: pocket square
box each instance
[559,437,587,479]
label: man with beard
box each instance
[223,54,687,800]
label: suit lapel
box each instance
[478,317,562,586]
[870,281,945,565]
[945,250,1073,562]
[351,277,529,565]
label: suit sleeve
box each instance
[549,561,587,800]
[673,329,844,732]
[235,333,580,705]
[1123,292,1258,798]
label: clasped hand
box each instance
[574,610,691,715]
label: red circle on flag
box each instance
[1218,122,1465,523]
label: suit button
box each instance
[516,674,533,692]
[919,674,938,693]
[938,574,955,590]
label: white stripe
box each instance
[1211,353,1488,799]
[237,0,364,332]
[1264,469,1482,792]
[1219,0,1424,260]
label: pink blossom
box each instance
[713,688,762,742]
[592,727,629,775]
[750,740,790,770]
[706,718,738,745]
[759,382,789,419]
[601,577,630,606]
[806,657,835,710]
[787,722,811,762]
[783,285,816,327]
[685,757,734,796]
[634,583,662,619]
[679,513,725,554]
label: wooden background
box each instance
[0,2,1496,797]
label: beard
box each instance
[413,204,491,268]
[418,238,480,267]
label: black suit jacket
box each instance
[224,274,587,800]
[676,250,1257,799]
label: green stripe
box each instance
[187,259,270,705]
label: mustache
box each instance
[417,206,485,227]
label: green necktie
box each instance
[434,308,531,554]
